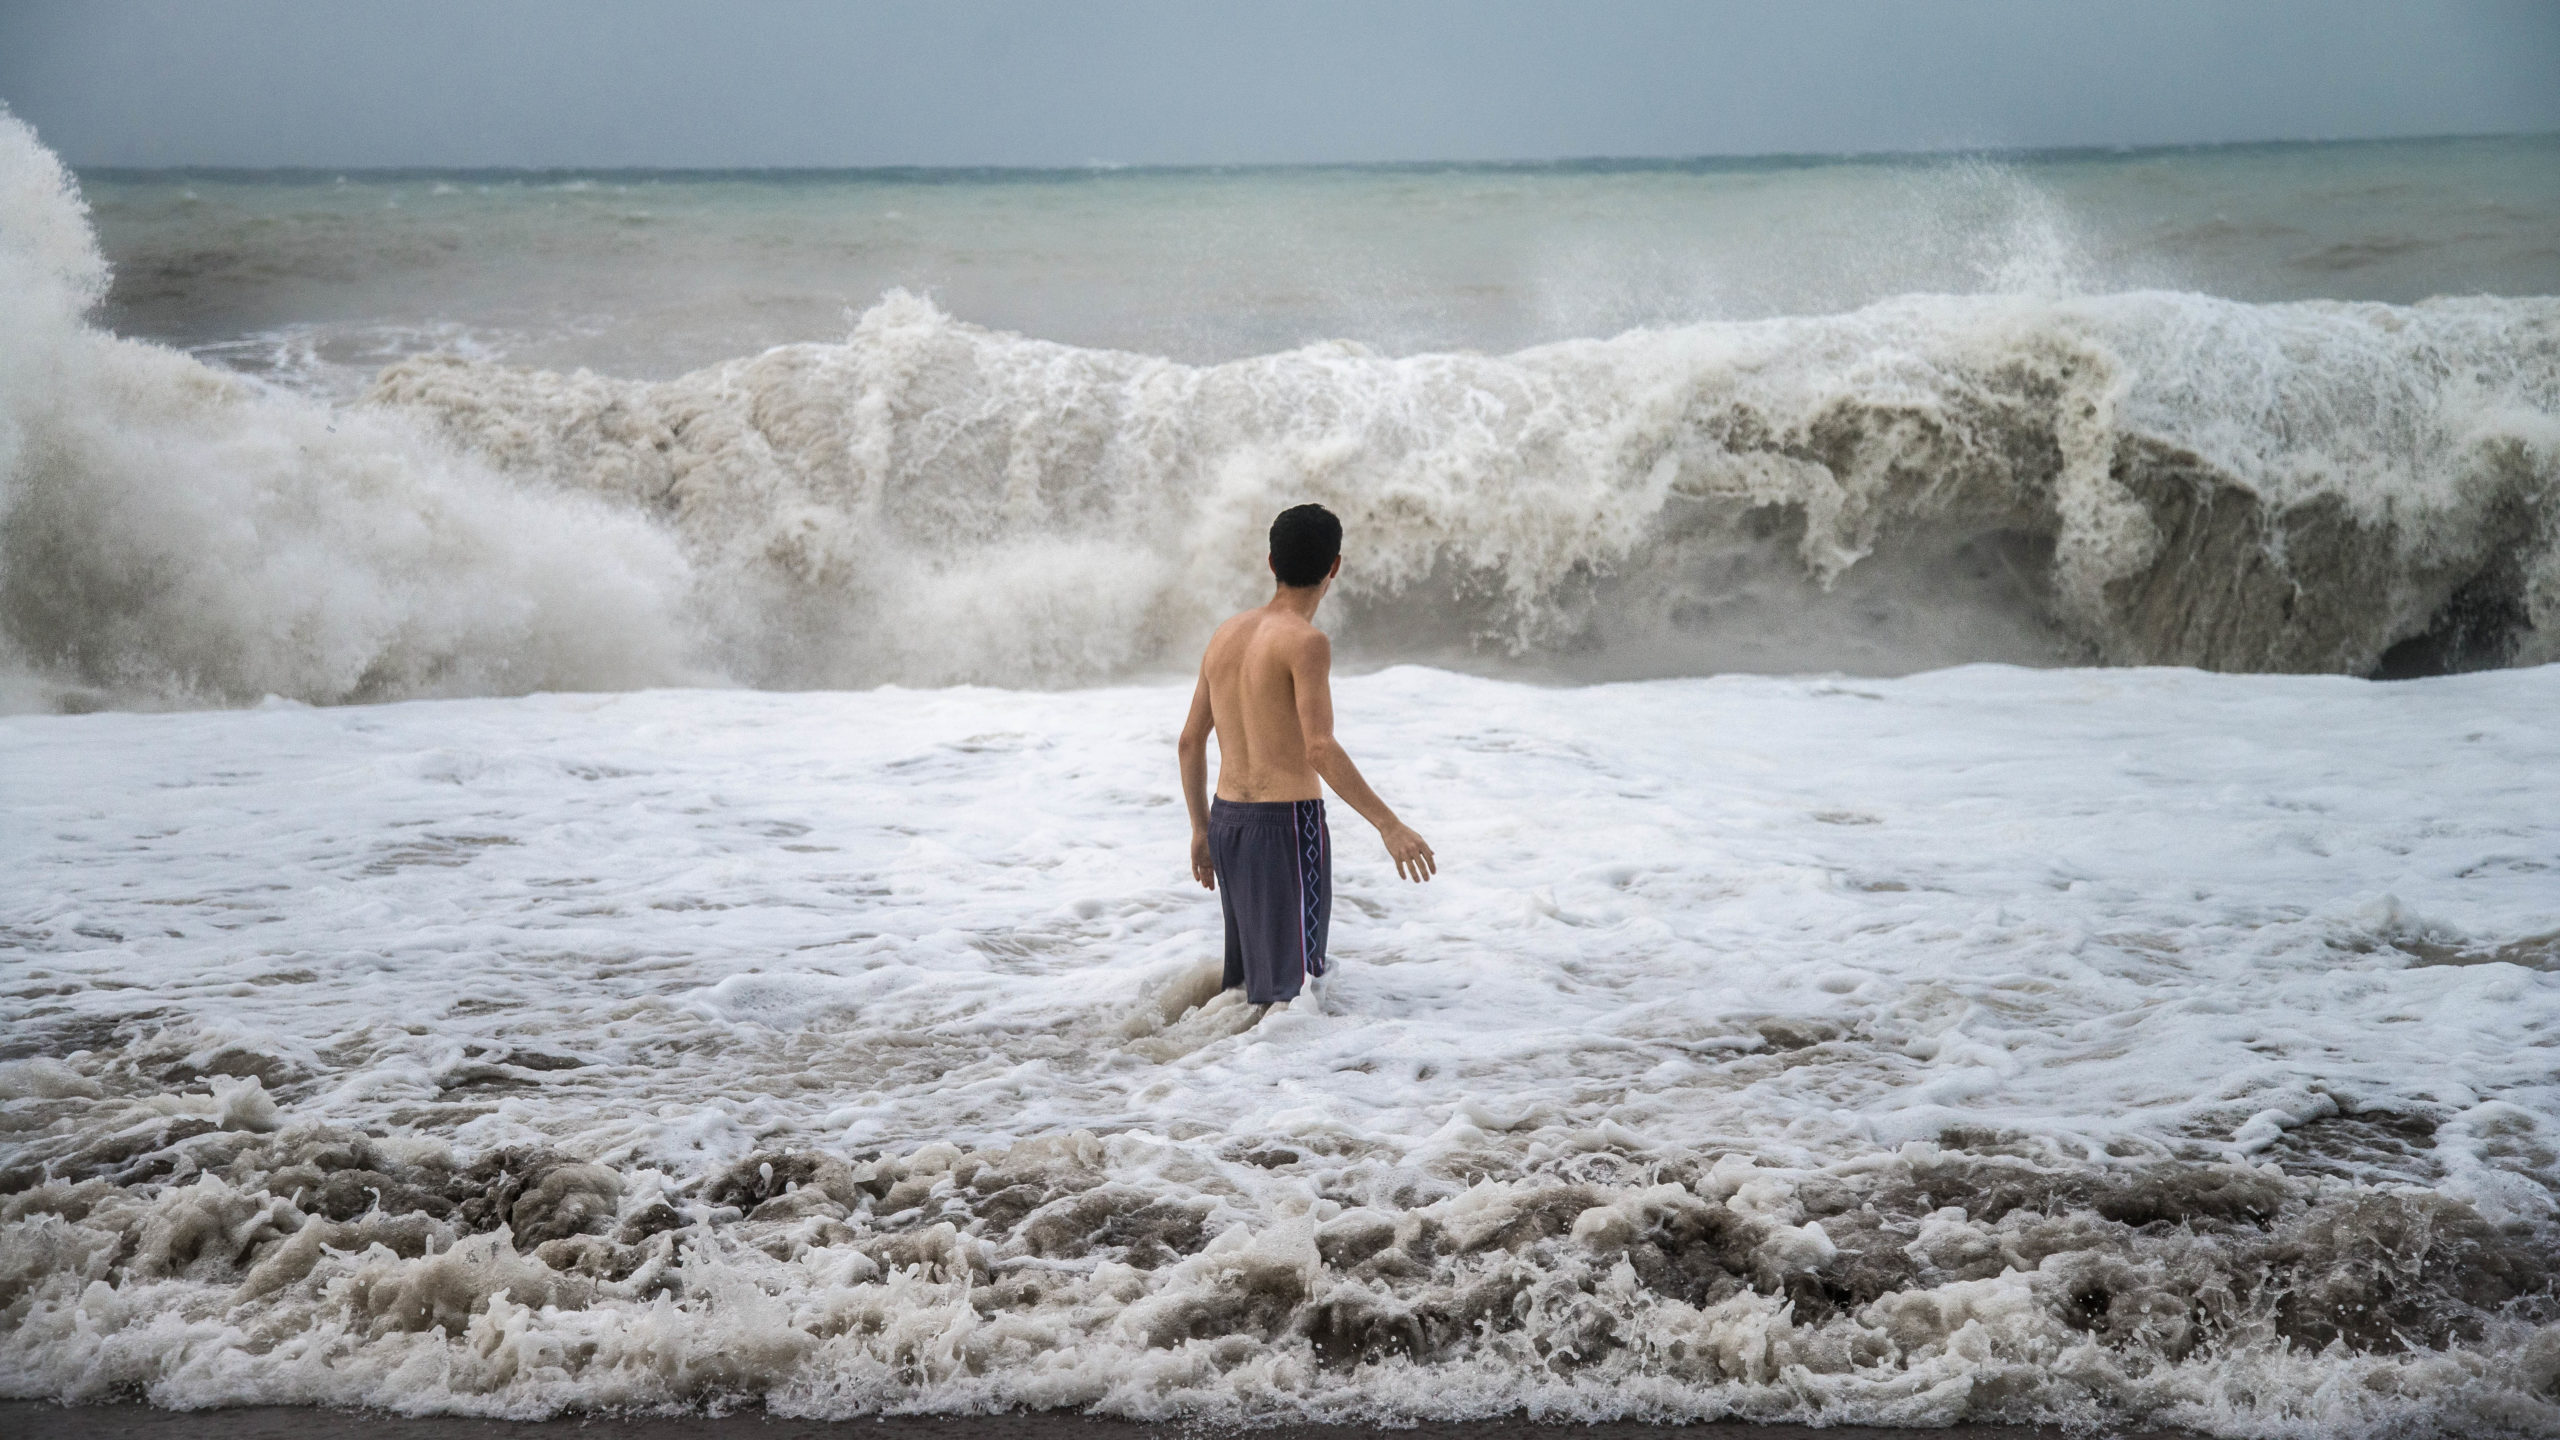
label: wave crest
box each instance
[369,286,2560,690]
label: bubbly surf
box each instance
[4,667,2558,1432]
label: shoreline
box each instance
[0,1403,2195,1440]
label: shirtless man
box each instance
[1177,504,1435,1006]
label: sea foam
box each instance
[3,666,2556,1432]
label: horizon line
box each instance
[70,128,2559,180]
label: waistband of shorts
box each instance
[1210,796,1323,825]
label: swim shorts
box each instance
[1208,796,1331,1004]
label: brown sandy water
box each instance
[1,1404,2192,1440]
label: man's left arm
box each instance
[1293,632,1435,882]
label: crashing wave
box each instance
[0,113,698,711]
[5,113,2559,708]
[367,283,2560,689]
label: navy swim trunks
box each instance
[1208,796,1332,1004]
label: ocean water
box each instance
[8,128,2557,703]
[4,110,2560,1433]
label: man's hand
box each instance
[1381,822,1436,882]
[1191,830,1217,890]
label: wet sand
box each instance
[2,1403,2193,1440]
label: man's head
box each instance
[1269,503,1343,589]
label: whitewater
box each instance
[4,112,2560,1434]
[8,668,2559,1432]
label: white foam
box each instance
[4,665,2556,1431]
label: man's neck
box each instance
[1267,584,1325,621]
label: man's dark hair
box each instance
[1269,503,1342,588]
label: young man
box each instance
[1178,504,1436,1007]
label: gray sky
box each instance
[4,0,2557,169]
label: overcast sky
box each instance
[4,0,2557,169]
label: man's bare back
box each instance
[1196,606,1328,803]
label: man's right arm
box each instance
[1293,632,1436,883]
[1177,671,1216,890]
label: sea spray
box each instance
[0,112,700,710]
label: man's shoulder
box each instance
[1208,607,1328,656]
[1274,617,1331,669]
[1248,609,1326,644]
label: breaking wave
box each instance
[370,285,2560,689]
[0,116,698,712]
[6,116,2560,708]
